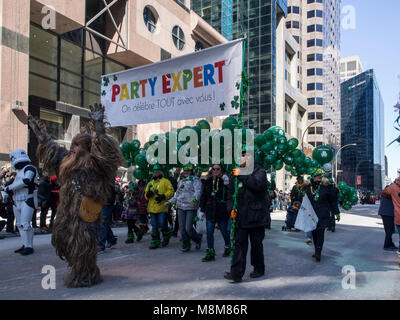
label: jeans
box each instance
[306,231,312,239]
[150,212,167,239]
[99,205,116,248]
[206,219,230,249]
[178,209,201,244]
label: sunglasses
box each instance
[212,167,221,171]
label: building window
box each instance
[39,110,66,140]
[143,6,157,33]
[316,83,323,90]
[308,112,315,120]
[286,21,291,28]
[307,10,315,18]
[172,25,185,50]
[316,68,323,76]
[307,68,315,76]
[316,24,323,32]
[307,25,315,33]
[307,83,315,91]
[307,39,315,47]
[292,21,300,29]
[316,53,323,61]
[308,98,315,105]
[307,54,315,62]
[316,39,323,46]
[309,127,315,134]
[316,97,323,105]
[316,112,323,119]
[316,10,323,17]
[292,6,300,14]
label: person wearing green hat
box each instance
[145,165,175,249]
[167,164,203,252]
[301,168,340,262]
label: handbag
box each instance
[294,194,318,232]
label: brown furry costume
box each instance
[28,104,124,287]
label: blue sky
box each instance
[341,0,399,180]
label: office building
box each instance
[340,70,384,193]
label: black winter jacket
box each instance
[302,180,340,229]
[227,163,268,229]
[199,176,229,222]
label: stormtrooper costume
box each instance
[5,149,38,255]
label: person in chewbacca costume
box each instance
[28,104,124,287]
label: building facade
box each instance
[0,0,226,166]
[286,0,341,150]
[340,56,364,82]
[340,70,384,194]
[193,0,289,134]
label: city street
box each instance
[0,203,399,300]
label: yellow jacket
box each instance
[145,177,175,213]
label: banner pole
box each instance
[230,38,246,266]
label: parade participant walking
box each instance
[145,165,174,249]
[301,169,340,262]
[38,174,51,231]
[4,149,38,255]
[168,164,202,252]
[98,184,118,253]
[199,164,230,261]
[224,150,268,283]
[122,182,143,243]
[378,195,397,251]
[381,176,400,265]
[136,180,149,235]
[28,104,124,287]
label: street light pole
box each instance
[301,118,332,151]
[335,143,357,183]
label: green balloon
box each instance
[273,159,284,170]
[268,126,285,136]
[294,157,304,168]
[307,167,316,175]
[338,181,347,190]
[342,204,352,211]
[291,149,302,158]
[131,139,141,150]
[311,160,320,168]
[222,116,238,131]
[276,136,287,145]
[283,155,294,165]
[196,119,211,131]
[337,192,344,201]
[350,195,359,204]
[277,143,288,156]
[135,153,148,169]
[121,142,131,153]
[312,145,334,165]
[291,169,298,176]
[303,157,312,167]
[191,125,202,138]
[263,130,274,141]
[261,141,275,153]
[285,165,293,172]
[287,138,299,150]
[264,154,276,166]
[255,134,266,147]
[255,150,264,164]
[133,168,148,180]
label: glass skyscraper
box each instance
[340,70,384,193]
[192,0,288,133]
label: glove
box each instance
[155,194,166,203]
[146,190,155,199]
[232,168,240,176]
[335,214,340,222]
[5,187,13,197]
[221,174,229,185]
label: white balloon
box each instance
[323,163,332,172]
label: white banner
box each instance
[100,39,243,126]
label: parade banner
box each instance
[101,39,244,127]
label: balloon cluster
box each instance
[253,125,333,175]
[120,118,345,200]
[337,181,358,210]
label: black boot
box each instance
[20,247,34,255]
[14,245,25,253]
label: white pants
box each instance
[14,200,34,248]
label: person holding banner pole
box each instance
[302,169,340,262]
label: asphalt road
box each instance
[0,203,399,300]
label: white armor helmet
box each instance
[9,149,31,169]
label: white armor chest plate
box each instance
[12,165,37,201]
